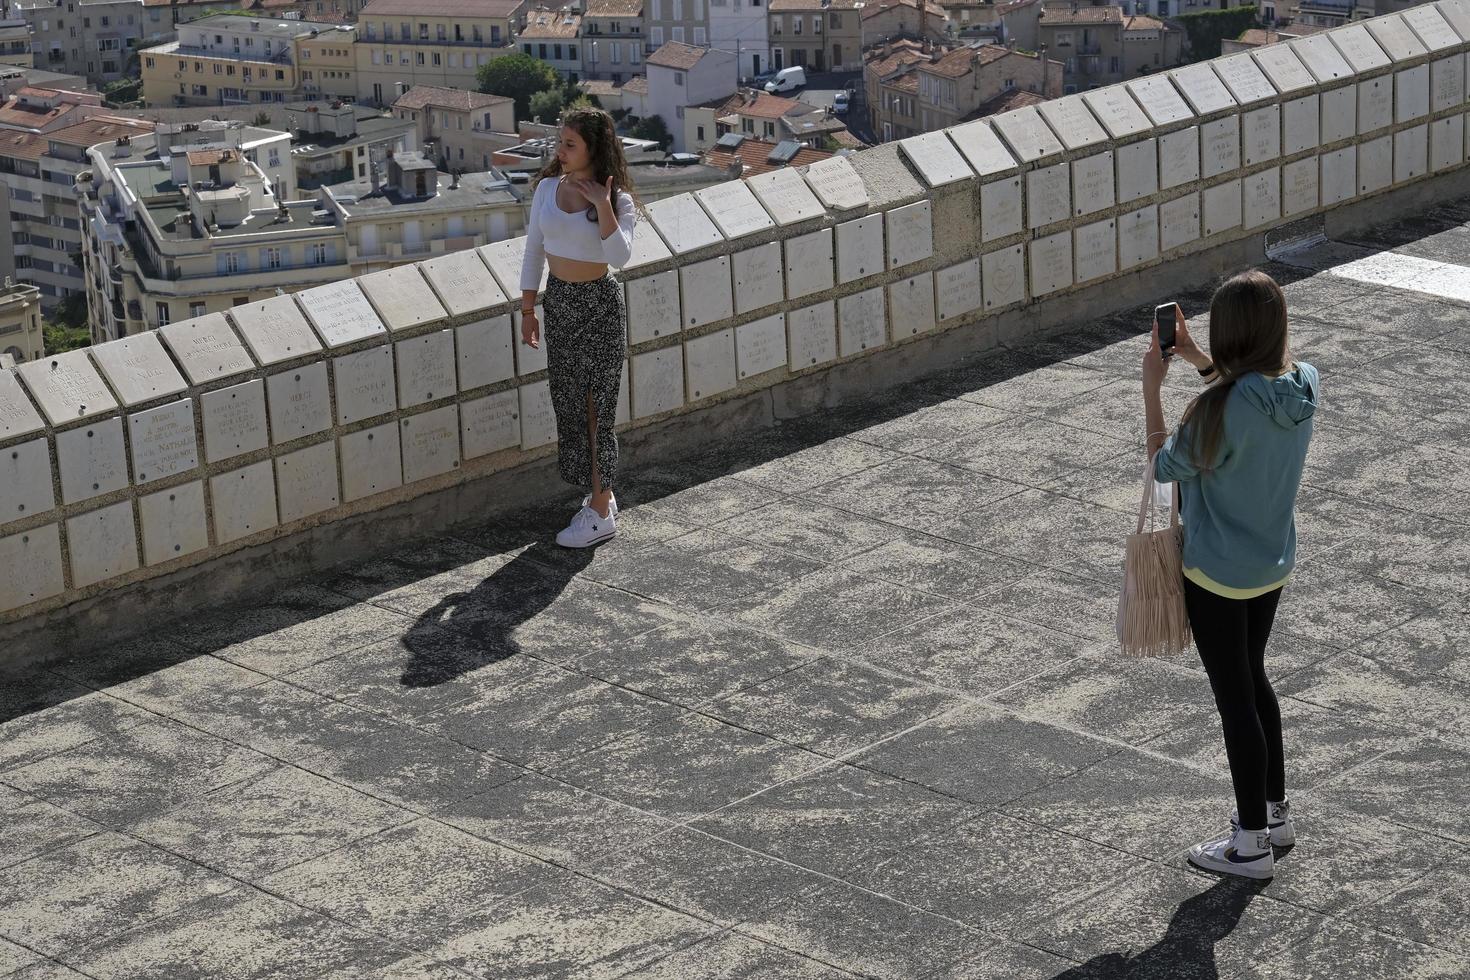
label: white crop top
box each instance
[519,175,636,291]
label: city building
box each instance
[860,0,950,46]
[683,85,849,153]
[518,5,583,79]
[645,40,737,151]
[946,0,1042,49]
[1221,22,1326,52]
[702,130,831,174]
[0,19,30,66]
[767,0,862,72]
[866,37,1059,138]
[391,85,516,172]
[1038,4,1123,91]
[284,100,416,190]
[9,0,145,85]
[708,0,769,82]
[353,0,525,106]
[643,0,710,55]
[296,24,359,103]
[1122,14,1182,78]
[863,37,929,140]
[0,65,92,94]
[0,277,44,363]
[581,0,645,83]
[0,83,104,135]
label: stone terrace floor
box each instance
[4,200,1470,980]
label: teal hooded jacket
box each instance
[1154,362,1320,591]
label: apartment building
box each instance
[862,37,927,140]
[1122,13,1182,78]
[285,99,416,189]
[11,0,145,84]
[392,85,515,172]
[518,5,583,79]
[709,0,769,81]
[582,0,644,82]
[644,0,710,54]
[860,0,949,46]
[683,86,845,152]
[1221,22,1325,53]
[946,0,1042,49]
[646,40,736,151]
[354,0,525,106]
[0,278,44,363]
[866,38,1059,138]
[139,15,353,108]
[0,81,102,135]
[1038,4,1123,91]
[767,0,862,73]
[0,20,30,66]
[297,25,358,103]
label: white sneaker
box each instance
[556,506,616,549]
[581,492,618,516]
[1188,825,1275,880]
[1231,799,1296,848]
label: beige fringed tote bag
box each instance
[1116,452,1192,657]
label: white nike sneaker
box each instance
[556,505,616,549]
[1231,799,1296,848]
[581,492,618,516]
[1188,825,1274,880]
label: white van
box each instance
[764,66,807,94]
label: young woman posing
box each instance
[519,106,640,548]
[1142,269,1320,880]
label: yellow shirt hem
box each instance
[1184,566,1291,600]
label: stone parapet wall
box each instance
[3,0,1470,626]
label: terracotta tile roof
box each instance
[996,0,1040,11]
[827,129,868,149]
[891,73,920,93]
[703,135,831,176]
[584,0,642,14]
[647,40,708,70]
[1124,14,1166,30]
[0,130,46,161]
[725,91,804,120]
[1040,5,1122,24]
[961,86,1044,120]
[621,75,649,95]
[185,147,240,165]
[0,100,83,131]
[393,85,514,111]
[860,0,946,20]
[360,0,523,17]
[519,6,582,38]
[579,79,622,97]
[864,38,929,78]
[768,0,860,10]
[921,42,1014,77]
[43,117,154,147]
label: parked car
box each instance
[832,90,850,114]
[764,66,807,94]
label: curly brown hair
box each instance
[533,105,644,223]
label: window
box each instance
[812,16,821,32]
[631,44,640,64]
[611,43,621,63]
[674,70,684,86]
[651,0,661,18]
[829,11,839,26]
[366,23,376,39]
[275,69,283,80]
[418,22,428,38]
[214,63,222,73]
[771,17,781,34]
[416,51,425,64]
[310,242,328,264]
[264,246,282,269]
[83,16,89,26]
[554,44,562,58]
[189,301,206,318]
[473,25,482,41]
[538,43,547,58]
[697,124,705,140]
[1109,56,1120,73]
[693,27,705,43]
[1056,31,1073,46]
[650,26,663,45]
[673,0,683,17]
[432,51,440,65]
[438,24,446,39]
[100,15,108,25]
[401,22,410,39]
[793,17,801,34]
[1065,57,1075,72]
[671,26,684,41]
[1003,77,1014,89]
[155,302,170,326]
[268,147,280,166]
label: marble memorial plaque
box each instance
[1367,14,1428,61]
[1127,75,1195,126]
[1213,53,1278,106]
[66,501,138,589]
[886,200,933,269]
[1172,63,1238,116]
[1029,232,1073,299]
[15,351,117,425]
[631,347,684,419]
[1202,179,1243,236]
[1331,22,1393,72]
[1082,86,1153,139]
[295,279,389,346]
[836,215,884,283]
[981,176,1024,242]
[400,405,460,484]
[1242,166,1282,229]
[419,250,507,317]
[1394,125,1429,183]
[0,523,63,611]
[128,399,198,485]
[1396,65,1431,122]
[735,314,787,380]
[1430,54,1467,112]
[1287,156,1323,215]
[90,334,187,407]
[1360,76,1395,134]
[899,130,974,186]
[1320,85,1357,143]
[210,461,277,545]
[1252,44,1316,94]
[803,155,870,210]
[1321,146,1358,205]
[274,440,339,523]
[747,167,825,226]
[837,287,886,356]
[990,105,1065,162]
[333,346,396,426]
[354,267,444,333]
[138,480,207,566]
[784,227,835,300]
[519,380,556,449]
[1359,134,1394,193]
[479,237,545,296]
[1403,5,1462,50]
[1116,139,1159,205]
[1242,106,1282,166]
[1118,205,1160,270]
[514,306,548,375]
[982,246,1026,311]
[684,328,736,401]
[159,313,254,386]
[695,180,775,239]
[266,362,331,443]
[888,274,936,339]
[1,437,53,522]
[396,330,457,408]
[1160,192,1202,252]
[680,255,734,328]
[1283,95,1321,154]
[935,259,981,322]
[1292,34,1354,83]
[731,244,785,313]
[460,390,521,460]
[1027,163,1071,230]
[456,315,515,392]
[626,270,683,342]
[1201,116,1242,178]
[625,219,674,271]
[1037,94,1109,150]
[1071,151,1116,217]
[201,378,269,465]
[787,301,839,366]
[0,369,44,439]
[1431,114,1465,171]
[230,295,322,367]
[1159,127,1202,189]
[1073,218,1117,285]
[947,119,1021,177]
[340,422,403,503]
[56,417,127,505]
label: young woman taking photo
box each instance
[519,106,640,549]
[1142,269,1320,880]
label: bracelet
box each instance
[521,308,536,316]
[1197,362,1215,377]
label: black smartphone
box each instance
[1155,303,1179,357]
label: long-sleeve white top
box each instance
[518,175,636,292]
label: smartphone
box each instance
[1155,303,1179,357]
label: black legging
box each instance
[1183,578,1286,832]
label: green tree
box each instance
[476,53,560,122]
[1176,5,1259,62]
[629,114,672,150]
[528,87,564,124]
[42,291,92,355]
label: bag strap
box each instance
[1136,450,1181,534]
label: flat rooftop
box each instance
[2,198,1469,978]
[328,172,521,214]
